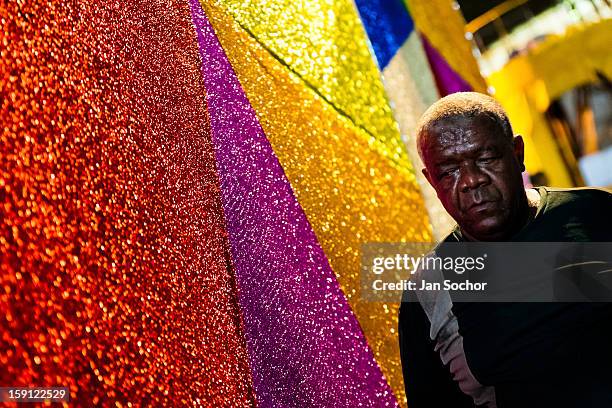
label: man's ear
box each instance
[422,167,433,186]
[513,135,526,172]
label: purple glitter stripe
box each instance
[420,34,473,96]
[189,1,399,407]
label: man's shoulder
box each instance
[532,186,611,241]
[540,186,611,209]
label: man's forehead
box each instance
[428,138,494,163]
[430,113,498,132]
[424,115,504,148]
[428,126,473,146]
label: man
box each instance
[398,92,612,407]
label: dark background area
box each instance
[457,0,560,47]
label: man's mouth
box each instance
[467,200,498,213]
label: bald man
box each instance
[398,93,612,407]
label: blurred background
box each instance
[458,0,611,188]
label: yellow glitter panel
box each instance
[214,0,412,171]
[382,37,455,241]
[202,2,433,407]
[406,0,488,93]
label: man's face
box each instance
[421,115,526,241]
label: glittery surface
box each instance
[382,35,455,241]
[201,2,433,406]
[191,3,398,407]
[214,0,411,172]
[405,0,487,93]
[353,0,414,69]
[421,34,473,96]
[352,0,453,241]
[1,0,256,405]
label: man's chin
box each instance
[462,217,508,241]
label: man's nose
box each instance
[458,162,489,192]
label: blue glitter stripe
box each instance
[354,0,414,69]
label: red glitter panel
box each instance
[0,0,256,406]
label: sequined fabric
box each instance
[405,0,487,93]
[214,0,410,172]
[0,0,256,405]
[201,2,433,405]
[190,3,399,406]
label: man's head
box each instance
[417,92,528,241]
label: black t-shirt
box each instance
[398,187,612,408]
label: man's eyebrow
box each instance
[434,158,459,167]
[475,146,500,154]
[433,145,499,166]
